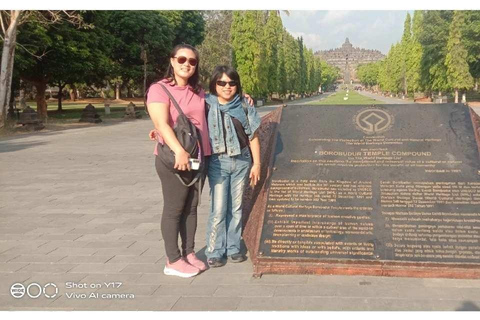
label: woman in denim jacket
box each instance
[205,66,261,267]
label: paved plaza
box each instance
[1,102,480,311]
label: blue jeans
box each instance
[206,147,251,259]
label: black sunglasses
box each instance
[173,56,198,66]
[216,80,237,87]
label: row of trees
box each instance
[357,10,479,103]
[1,10,205,123]
[1,10,339,126]
[198,11,339,100]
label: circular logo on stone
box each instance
[354,108,393,134]
[10,283,25,299]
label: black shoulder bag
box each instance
[156,83,204,187]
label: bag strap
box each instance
[158,83,185,116]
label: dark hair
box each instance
[208,65,243,97]
[164,44,201,93]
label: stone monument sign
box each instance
[243,104,480,278]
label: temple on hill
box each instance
[315,38,385,83]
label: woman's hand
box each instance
[149,129,157,141]
[243,93,255,106]
[249,163,261,187]
[174,149,191,171]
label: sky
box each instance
[280,11,411,55]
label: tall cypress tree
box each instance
[445,10,474,103]
[400,13,412,96]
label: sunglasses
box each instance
[173,56,198,66]
[216,80,237,87]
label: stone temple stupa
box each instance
[315,38,385,83]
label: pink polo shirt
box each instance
[147,79,212,156]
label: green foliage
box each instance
[357,62,380,88]
[161,11,205,47]
[15,11,113,87]
[104,11,175,90]
[197,11,233,86]
[231,11,265,97]
[462,11,480,80]
[445,11,474,91]
[418,10,452,93]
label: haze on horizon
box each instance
[280,10,411,54]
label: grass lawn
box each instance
[42,100,146,122]
[309,89,385,105]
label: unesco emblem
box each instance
[354,108,394,134]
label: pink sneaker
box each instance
[164,258,199,278]
[185,252,207,272]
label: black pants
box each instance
[155,156,204,263]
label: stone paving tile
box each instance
[47,247,99,256]
[0,272,32,293]
[301,297,475,311]
[93,248,148,256]
[0,254,19,263]
[103,295,180,311]
[83,241,136,249]
[98,284,160,296]
[0,294,57,310]
[35,234,83,241]
[172,297,241,311]
[73,234,125,241]
[191,273,255,285]
[152,284,218,297]
[0,235,40,241]
[273,284,340,298]
[46,294,117,310]
[120,263,165,274]
[138,248,164,257]
[58,255,115,264]
[19,263,77,274]
[9,255,67,263]
[107,228,152,236]
[136,273,194,285]
[68,263,129,274]
[237,296,306,311]
[24,227,74,235]
[421,277,480,288]
[0,263,30,273]
[214,285,276,297]
[79,273,142,285]
[68,227,117,234]
[394,285,476,301]
[107,255,161,264]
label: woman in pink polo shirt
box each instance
[147,44,210,278]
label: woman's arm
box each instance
[148,102,191,171]
[249,132,261,187]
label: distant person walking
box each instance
[205,66,261,267]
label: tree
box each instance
[1,10,84,126]
[407,11,424,96]
[263,11,282,98]
[400,13,412,96]
[231,11,265,98]
[14,11,112,118]
[419,10,453,98]
[463,11,480,90]
[197,11,233,87]
[445,10,474,103]
[104,11,176,100]
[284,31,300,95]
[357,62,380,88]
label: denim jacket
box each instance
[206,94,261,157]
